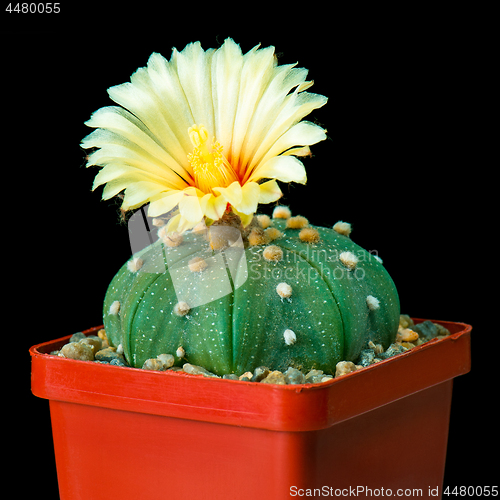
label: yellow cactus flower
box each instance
[82,38,327,232]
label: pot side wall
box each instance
[48,381,453,500]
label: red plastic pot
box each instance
[31,318,470,500]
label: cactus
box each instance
[103,209,399,376]
[83,40,400,376]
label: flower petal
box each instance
[212,181,243,207]
[257,121,326,168]
[247,92,328,172]
[248,155,307,184]
[199,193,228,221]
[87,143,189,191]
[147,190,185,217]
[237,64,311,169]
[107,78,193,169]
[233,181,260,214]
[83,107,192,179]
[101,176,141,200]
[121,181,169,211]
[144,53,196,156]
[92,164,141,190]
[258,179,283,204]
[229,44,276,174]
[179,193,204,223]
[282,146,311,157]
[165,213,198,234]
[231,207,254,227]
[211,39,244,153]
[171,41,215,136]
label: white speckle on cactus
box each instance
[373,254,383,264]
[127,257,144,272]
[109,300,120,315]
[366,295,380,311]
[284,329,297,346]
[173,301,190,316]
[276,282,292,299]
[333,221,352,236]
[339,251,359,270]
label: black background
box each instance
[4,4,494,497]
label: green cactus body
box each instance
[103,216,399,375]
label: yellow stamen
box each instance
[187,124,239,194]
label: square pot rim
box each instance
[30,318,471,432]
